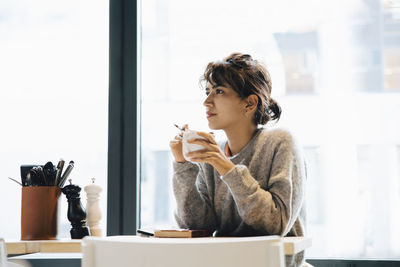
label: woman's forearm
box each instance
[172,162,217,231]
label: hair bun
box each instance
[225,53,253,69]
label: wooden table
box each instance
[6,236,310,256]
[6,239,82,255]
[282,236,312,255]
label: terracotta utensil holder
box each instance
[21,186,61,240]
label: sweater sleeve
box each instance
[172,161,217,232]
[221,134,306,236]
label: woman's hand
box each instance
[169,124,188,163]
[185,132,235,176]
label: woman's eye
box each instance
[205,91,210,96]
[216,89,224,94]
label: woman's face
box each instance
[203,83,247,130]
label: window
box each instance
[383,1,400,91]
[140,0,400,259]
[274,32,318,94]
[0,0,109,239]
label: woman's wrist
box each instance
[216,160,235,176]
[172,152,186,163]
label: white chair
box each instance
[0,238,7,267]
[82,235,285,267]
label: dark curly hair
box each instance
[201,52,281,125]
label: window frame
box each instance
[107,0,140,235]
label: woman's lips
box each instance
[206,112,216,118]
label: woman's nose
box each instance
[203,94,213,107]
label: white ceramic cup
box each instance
[182,130,208,161]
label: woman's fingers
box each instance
[195,131,217,144]
[170,135,182,147]
[186,150,219,159]
[187,152,222,164]
[169,140,182,151]
[187,137,214,146]
[170,138,185,163]
[170,140,180,145]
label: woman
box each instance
[170,53,306,266]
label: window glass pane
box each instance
[383,2,400,91]
[140,0,400,259]
[0,0,109,239]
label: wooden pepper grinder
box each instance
[84,178,102,236]
[62,179,90,239]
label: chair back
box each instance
[82,235,285,267]
[0,238,8,267]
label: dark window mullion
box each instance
[107,0,138,236]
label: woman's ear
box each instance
[245,95,258,112]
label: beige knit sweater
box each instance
[173,128,307,266]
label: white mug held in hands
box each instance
[182,130,212,162]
